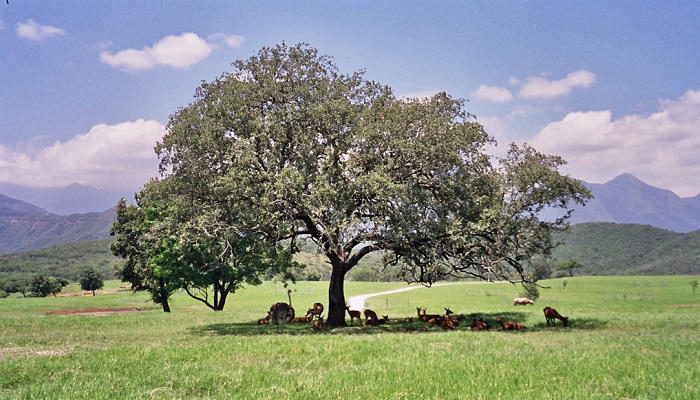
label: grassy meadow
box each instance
[1,276,699,399]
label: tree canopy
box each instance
[79,268,104,296]
[29,274,68,297]
[126,43,590,325]
[558,259,586,277]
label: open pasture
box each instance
[1,276,699,399]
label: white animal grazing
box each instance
[513,297,534,305]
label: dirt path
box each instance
[346,286,427,310]
[346,281,500,310]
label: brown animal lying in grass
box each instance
[257,311,271,325]
[497,317,526,331]
[312,315,326,331]
[470,317,489,331]
[416,307,444,324]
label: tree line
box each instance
[0,268,104,298]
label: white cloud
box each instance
[0,119,164,191]
[207,33,246,48]
[518,70,596,99]
[100,33,214,71]
[16,19,65,41]
[471,85,513,102]
[100,32,246,72]
[95,40,113,51]
[531,89,700,197]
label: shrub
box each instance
[520,282,540,301]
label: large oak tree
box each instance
[153,43,591,325]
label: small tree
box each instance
[110,198,178,312]
[558,260,585,277]
[520,282,540,301]
[691,280,699,294]
[79,268,104,296]
[29,274,67,297]
[1,276,31,297]
[530,258,553,281]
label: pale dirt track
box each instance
[346,281,497,310]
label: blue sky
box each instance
[1,1,699,197]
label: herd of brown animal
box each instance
[258,301,569,331]
[258,302,328,331]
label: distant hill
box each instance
[1,223,697,282]
[0,194,115,253]
[551,222,700,275]
[0,239,117,281]
[3,173,700,255]
[0,194,50,217]
[0,182,131,215]
[570,173,700,233]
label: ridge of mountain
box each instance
[0,199,115,253]
[1,173,700,254]
[551,222,700,275]
[570,173,700,233]
[0,182,131,215]
[0,194,51,217]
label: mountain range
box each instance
[0,182,132,215]
[1,173,700,254]
[569,173,700,233]
[0,194,115,253]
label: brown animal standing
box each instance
[497,317,526,331]
[307,302,324,318]
[364,309,379,325]
[346,306,362,326]
[543,306,569,327]
[364,309,381,326]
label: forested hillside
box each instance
[551,223,700,275]
[1,223,698,284]
[0,240,117,281]
[0,207,115,253]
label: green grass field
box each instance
[1,276,699,399]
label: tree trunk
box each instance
[214,281,220,310]
[160,284,171,313]
[215,288,228,311]
[326,262,348,327]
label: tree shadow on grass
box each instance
[188,311,606,337]
[530,317,607,331]
[187,311,602,336]
[190,322,320,336]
